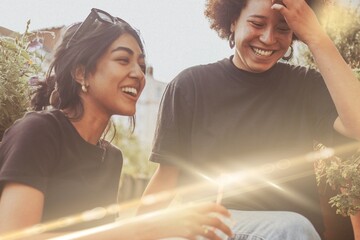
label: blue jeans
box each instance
[229,210,321,240]
[162,210,321,240]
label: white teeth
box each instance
[253,48,273,56]
[121,87,138,96]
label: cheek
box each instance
[276,34,292,49]
[284,33,294,45]
[236,27,258,44]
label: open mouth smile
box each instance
[121,87,138,97]
[252,47,274,57]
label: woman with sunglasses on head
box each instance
[0,8,233,240]
[140,0,360,239]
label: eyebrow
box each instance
[248,14,267,19]
[111,46,145,59]
[248,14,287,23]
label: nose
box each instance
[259,28,276,45]
[129,64,145,80]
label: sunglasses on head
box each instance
[65,8,133,49]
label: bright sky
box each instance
[0,0,233,83]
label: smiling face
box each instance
[84,33,146,117]
[231,0,293,73]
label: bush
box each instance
[315,142,360,216]
[0,21,44,139]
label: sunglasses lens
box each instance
[97,11,114,23]
[66,9,142,49]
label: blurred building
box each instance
[0,26,19,37]
[135,66,167,145]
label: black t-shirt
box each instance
[0,110,123,230]
[150,57,343,235]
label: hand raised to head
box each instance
[271,0,327,45]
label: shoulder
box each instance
[170,58,229,85]
[10,110,64,129]
[166,58,229,96]
[275,63,329,99]
[0,111,65,192]
[277,62,322,80]
[1,110,65,147]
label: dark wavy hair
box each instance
[30,19,144,130]
[204,0,320,40]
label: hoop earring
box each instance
[229,32,235,49]
[282,45,293,61]
[49,88,60,107]
[81,84,88,93]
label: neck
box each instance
[62,108,110,145]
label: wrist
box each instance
[305,30,331,50]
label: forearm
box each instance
[308,34,360,139]
[351,212,360,240]
[137,164,179,215]
[1,220,161,240]
[62,221,158,240]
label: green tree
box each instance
[0,21,44,139]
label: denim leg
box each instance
[228,210,321,240]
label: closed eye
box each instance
[249,21,265,28]
[277,21,291,33]
[116,58,130,64]
[277,26,291,33]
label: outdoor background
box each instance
[1,0,359,201]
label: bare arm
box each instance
[0,182,44,233]
[0,181,232,239]
[350,213,360,240]
[273,1,360,238]
[308,34,360,140]
[137,163,180,215]
[272,0,360,140]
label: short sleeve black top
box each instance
[150,57,343,234]
[0,110,123,230]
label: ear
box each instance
[72,65,86,85]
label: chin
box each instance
[117,108,136,116]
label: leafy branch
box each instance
[315,142,360,216]
[0,20,45,139]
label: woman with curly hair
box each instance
[141,0,360,239]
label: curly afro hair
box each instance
[204,0,320,41]
[204,0,246,40]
